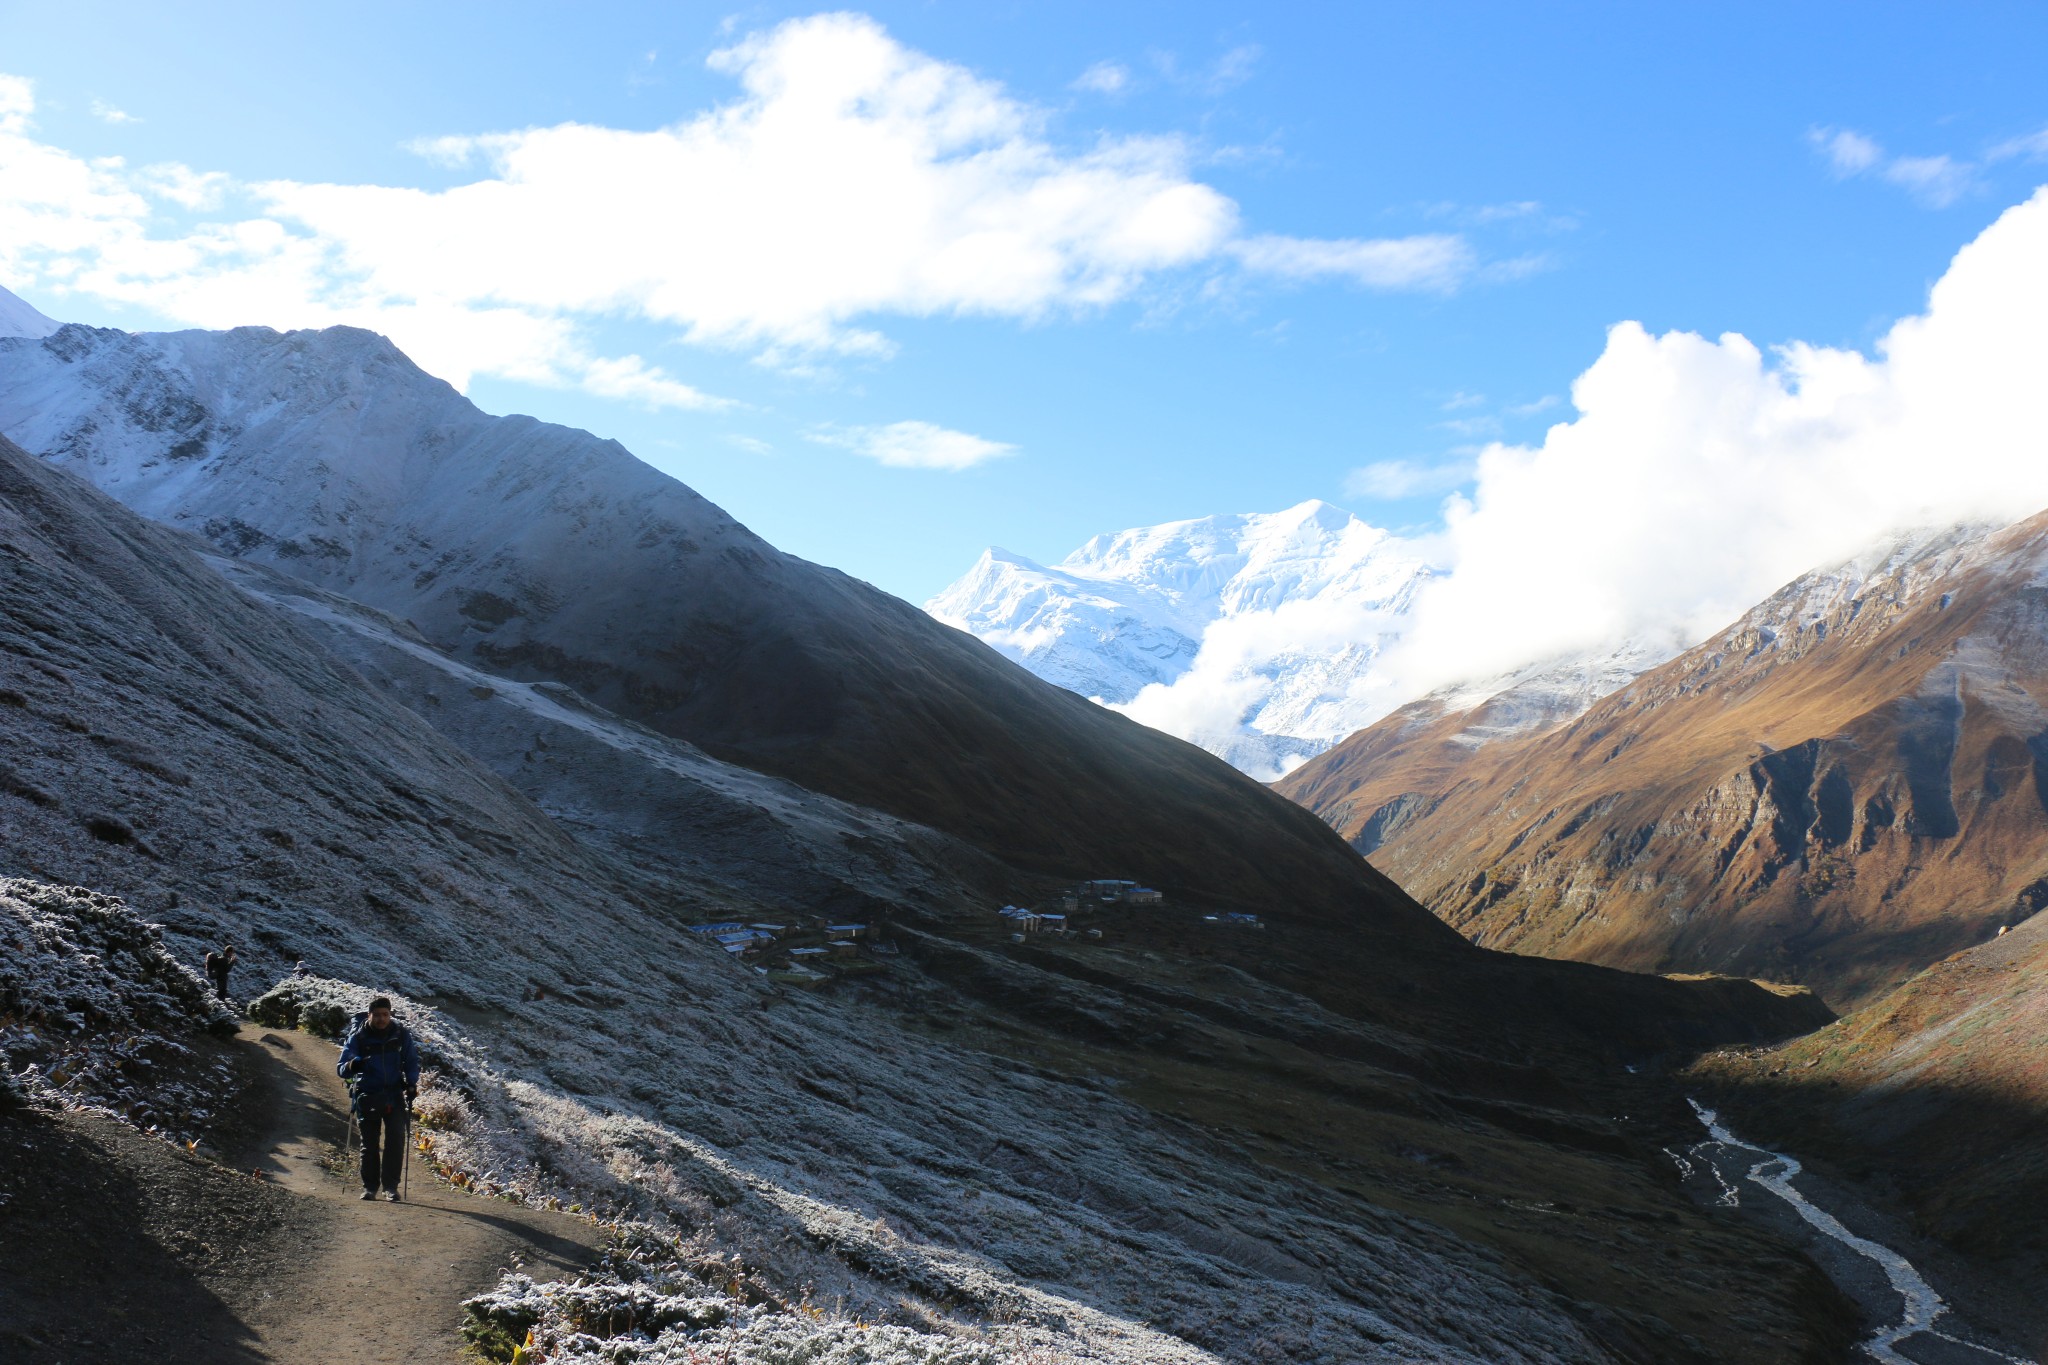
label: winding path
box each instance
[225,1024,601,1365]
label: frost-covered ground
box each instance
[0,430,1636,1362]
[0,879,235,1138]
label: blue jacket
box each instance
[337,1020,420,1096]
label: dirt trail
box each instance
[0,1024,601,1364]
[222,1024,603,1364]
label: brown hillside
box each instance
[1278,516,2048,1009]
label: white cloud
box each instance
[1812,126,1883,176]
[1882,154,1976,209]
[1809,125,1979,207]
[808,420,1015,470]
[1072,61,1129,96]
[1085,187,2048,768]
[1147,45,1262,97]
[0,15,1514,407]
[1231,232,1477,293]
[89,98,138,126]
[1379,185,2048,697]
[1344,457,1474,500]
[1989,126,2048,163]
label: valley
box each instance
[0,311,1874,1362]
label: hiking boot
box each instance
[359,1189,378,1200]
[384,1190,402,1202]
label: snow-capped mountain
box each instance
[930,501,1440,777]
[0,283,60,339]
[931,502,1705,779]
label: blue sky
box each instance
[4,2,2048,603]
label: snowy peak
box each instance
[0,284,61,339]
[929,501,1439,776]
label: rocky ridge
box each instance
[1279,515,2048,1009]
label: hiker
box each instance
[336,996,419,1202]
[292,959,311,977]
[203,943,237,1002]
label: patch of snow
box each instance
[0,284,60,339]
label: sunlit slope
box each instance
[1281,516,2048,1008]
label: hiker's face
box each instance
[370,1007,393,1029]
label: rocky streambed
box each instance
[1675,1102,2033,1365]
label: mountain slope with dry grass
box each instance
[1280,515,2048,1010]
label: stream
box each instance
[1674,1101,2034,1365]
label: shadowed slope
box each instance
[1691,906,2048,1349]
[0,322,1431,932]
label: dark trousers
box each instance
[358,1102,407,1192]
[209,970,230,1001]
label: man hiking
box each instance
[202,943,237,1002]
[336,996,419,1201]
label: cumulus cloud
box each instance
[808,420,1015,470]
[0,14,1517,411]
[1381,184,2048,696]
[1809,125,1978,207]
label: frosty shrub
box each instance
[413,1069,472,1132]
[246,978,355,1039]
[0,879,238,1139]
[0,879,231,1036]
[464,1270,1008,1365]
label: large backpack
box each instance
[339,1009,370,1049]
[342,1014,412,1103]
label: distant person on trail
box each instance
[203,943,237,1002]
[337,996,419,1202]
[292,959,310,977]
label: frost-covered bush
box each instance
[247,976,361,1039]
[464,1269,1009,1365]
[413,1068,473,1131]
[0,879,231,1035]
[0,878,237,1139]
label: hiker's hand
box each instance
[405,1085,418,1104]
